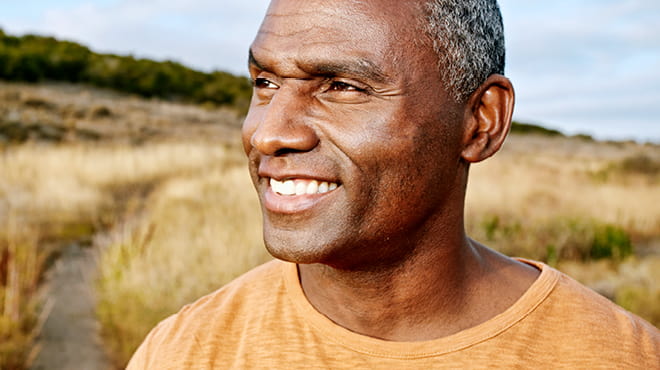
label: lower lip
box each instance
[263,186,338,214]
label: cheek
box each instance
[369,119,460,214]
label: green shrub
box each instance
[470,215,635,264]
[510,121,563,137]
[590,225,633,260]
[619,154,659,176]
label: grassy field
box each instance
[1,82,658,368]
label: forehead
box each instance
[251,0,429,77]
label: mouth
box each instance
[269,178,339,196]
[263,177,341,214]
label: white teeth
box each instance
[270,178,295,195]
[306,180,319,194]
[269,178,338,196]
[282,180,295,195]
[295,181,307,195]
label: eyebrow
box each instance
[248,49,390,84]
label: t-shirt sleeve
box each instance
[125,316,174,369]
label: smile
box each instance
[270,178,339,196]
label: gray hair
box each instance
[424,0,505,102]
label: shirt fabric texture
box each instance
[127,259,660,369]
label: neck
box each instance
[298,234,539,341]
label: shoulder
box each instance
[541,262,654,331]
[518,260,659,366]
[127,259,287,369]
[166,259,285,326]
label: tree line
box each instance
[0,29,252,111]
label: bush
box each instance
[619,154,659,176]
[469,215,634,264]
[510,121,563,137]
[0,31,252,112]
[590,225,633,260]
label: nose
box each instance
[245,86,319,156]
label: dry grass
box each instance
[467,135,660,238]
[0,81,244,144]
[1,141,243,236]
[95,166,271,367]
[466,135,660,261]
[0,140,246,368]
[0,217,49,369]
[0,82,247,369]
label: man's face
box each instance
[243,0,468,268]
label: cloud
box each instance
[499,0,660,141]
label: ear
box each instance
[461,74,515,163]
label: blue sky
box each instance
[2,0,659,142]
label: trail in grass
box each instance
[30,243,112,370]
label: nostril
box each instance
[274,147,307,157]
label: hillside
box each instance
[0,29,252,111]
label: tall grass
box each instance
[0,216,49,369]
[466,135,660,251]
[0,140,240,369]
[96,166,270,367]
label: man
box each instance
[128,0,659,368]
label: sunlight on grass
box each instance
[95,166,271,367]
[0,216,49,369]
[0,140,241,368]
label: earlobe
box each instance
[461,75,515,163]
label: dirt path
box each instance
[30,243,113,370]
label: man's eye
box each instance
[328,81,363,92]
[254,78,278,89]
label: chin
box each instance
[260,212,349,265]
[262,226,360,266]
[263,240,327,265]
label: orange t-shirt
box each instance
[127,259,659,369]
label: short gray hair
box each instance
[424,0,505,102]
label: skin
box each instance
[242,0,539,341]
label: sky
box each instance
[2,0,659,143]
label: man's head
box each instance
[243,0,513,269]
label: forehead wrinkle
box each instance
[253,1,407,83]
[250,46,391,84]
[257,26,320,39]
[250,37,391,85]
[262,1,368,40]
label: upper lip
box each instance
[258,160,340,184]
